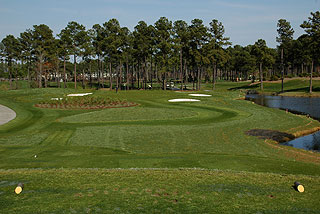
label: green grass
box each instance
[1,169,320,213]
[1,79,320,213]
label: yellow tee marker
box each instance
[15,183,24,194]
[294,182,304,193]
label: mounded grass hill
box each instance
[0,80,320,213]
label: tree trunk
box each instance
[145,57,149,83]
[55,68,58,88]
[155,64,158,84]
[184,59,187,90]
[63,55,67,88]
[180,48,183,90]
[310,60,313,93]
[117,60,121,92]
[101,59,104,88]
[44,71,47,88]
[281,48,284,93]
[192,70,195,90]
[131,63,135,89]
[260,62,263,91]
[213,63,217,90]
[8,61,12,90]
[39,55,43,88]
[56,60,60,88]
[137,64,140,89]
[126,57,129,90]
[97,55,101,88]
[150,56,153,89]
[89,63,92,89]
[144,60,147,90]
[74,54,77,89]
[15,62,18,89]
[109,62,112,90]
[163,73,166,91]
[27,58,31,88]
[82,69,85,89]
[141,62,144,90]
[197,67,201,91]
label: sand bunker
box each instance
[0,104,16,125]
[67,93,93,97]
[188,94,212,97]
[168,99,200,102]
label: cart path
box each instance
[0,104,16,125]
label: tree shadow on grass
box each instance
[228,84,320,93]
[284,86,320,93]
[228,84,259,92]
[246,129,295,143]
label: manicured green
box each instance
[0,80,320,213]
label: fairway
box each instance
[1,81,320,213]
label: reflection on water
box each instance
[245,94,320,152]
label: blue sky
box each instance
[0,0,319,47]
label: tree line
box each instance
[0,11,319,92]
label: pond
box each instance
[245,94,320,152]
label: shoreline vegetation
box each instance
[244,77,320,97]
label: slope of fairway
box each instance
[59,105,200,123]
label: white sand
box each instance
[168,99,200,102]
[51,98,63,100]
[0,104,16,125]
[67,93,93,97]
[188,94,212,97]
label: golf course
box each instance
[0,80,319,213]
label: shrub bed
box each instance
[35,96,138,109]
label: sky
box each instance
[0,0,319,47]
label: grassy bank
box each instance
[229,78,320,96]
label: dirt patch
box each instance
[246,129,295,143]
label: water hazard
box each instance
[245,94,320,152]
